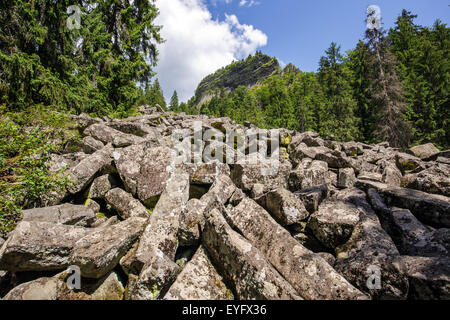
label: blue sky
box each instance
[206,0,449,72]
[154,0,449,102]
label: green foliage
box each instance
[0,0,163,116]
[137,79,167,110]
[389,11,449,148]
[0,106,73,237]
[169,90,179,110]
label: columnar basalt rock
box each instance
[2,111,449,300]
[203,209,302,300]
[224,197,367,300]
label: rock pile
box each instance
[0,109,449,300]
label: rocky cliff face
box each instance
[193,52,281,105]
[0,107,449,300]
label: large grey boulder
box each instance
[21,204,95,227]
[257,187,309,226]
[294,184,328,213]
[403,163,450,196]
[81,136,104,154]
[67,144,114,194]
[338,168,356,188]
[84,123,144,147]
[401,255,450,300]
[381,207,450,257]
[356,180,450,228]
[114,144,177,205]
[0,221,91,272]
[71,217,147,278]
[2,277,64,300]
[382,187,450,228]
[409,143,440,160]
[131,172,189,299]
[203,209,302,300]
[87,174,119,199]
[307,200,360,249]
[164,246,233,300]
[289,160,329,191]
[57,270,125,300]
[231,160,291,193]
[182,162,230,185]
[105,188,149,219]
[333,188,409,299]
[225,197,367,300]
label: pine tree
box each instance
[347,41,376,143]
[0,0,163,115]
[365,26,411,148]
[318,43,360,141]
[390,11,449,148]
[169,90,179,111]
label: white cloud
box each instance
[153,0,267,102]
[239,0,260,7]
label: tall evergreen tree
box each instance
[348,41,376,143]
[0,0,163,115]
[169,90,179,110]
[365,25,411,148]
[318,42,360,141]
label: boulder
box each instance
[203,209,302,300]
[401,256,450,300]
[21,204,95,227]
[356,180,450,229]
[333,188,409,299]
[87,174,119,199]
[382,187,450,228]
[230,160,291,193]
[409,143,440,160]
[114,144,177,205]
[307,200,360,249]
[0,221,91,272]
[182,162,230,185]
[381,207,450,257]
[338,168,356,188]
[84,123,144,147]
[81,136,104,154]
[294,184,328,213]
[301,160,329,189]
[257,188,309,226]
[57,270,125,300]
[67,144,114,194]
[105,188,149,219]
[164,246,233,300]
[357,172,382,183]
[2,277,64,300]
[402,163,450,196]
[131,172,189,299]
[225,197,367,300]
[71,217,147,278]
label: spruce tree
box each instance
[365,26,411,148]
[318,43,360,141]
[169,90,179,111]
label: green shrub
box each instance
[0,105,73,237]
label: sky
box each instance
[153,0,449,102]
